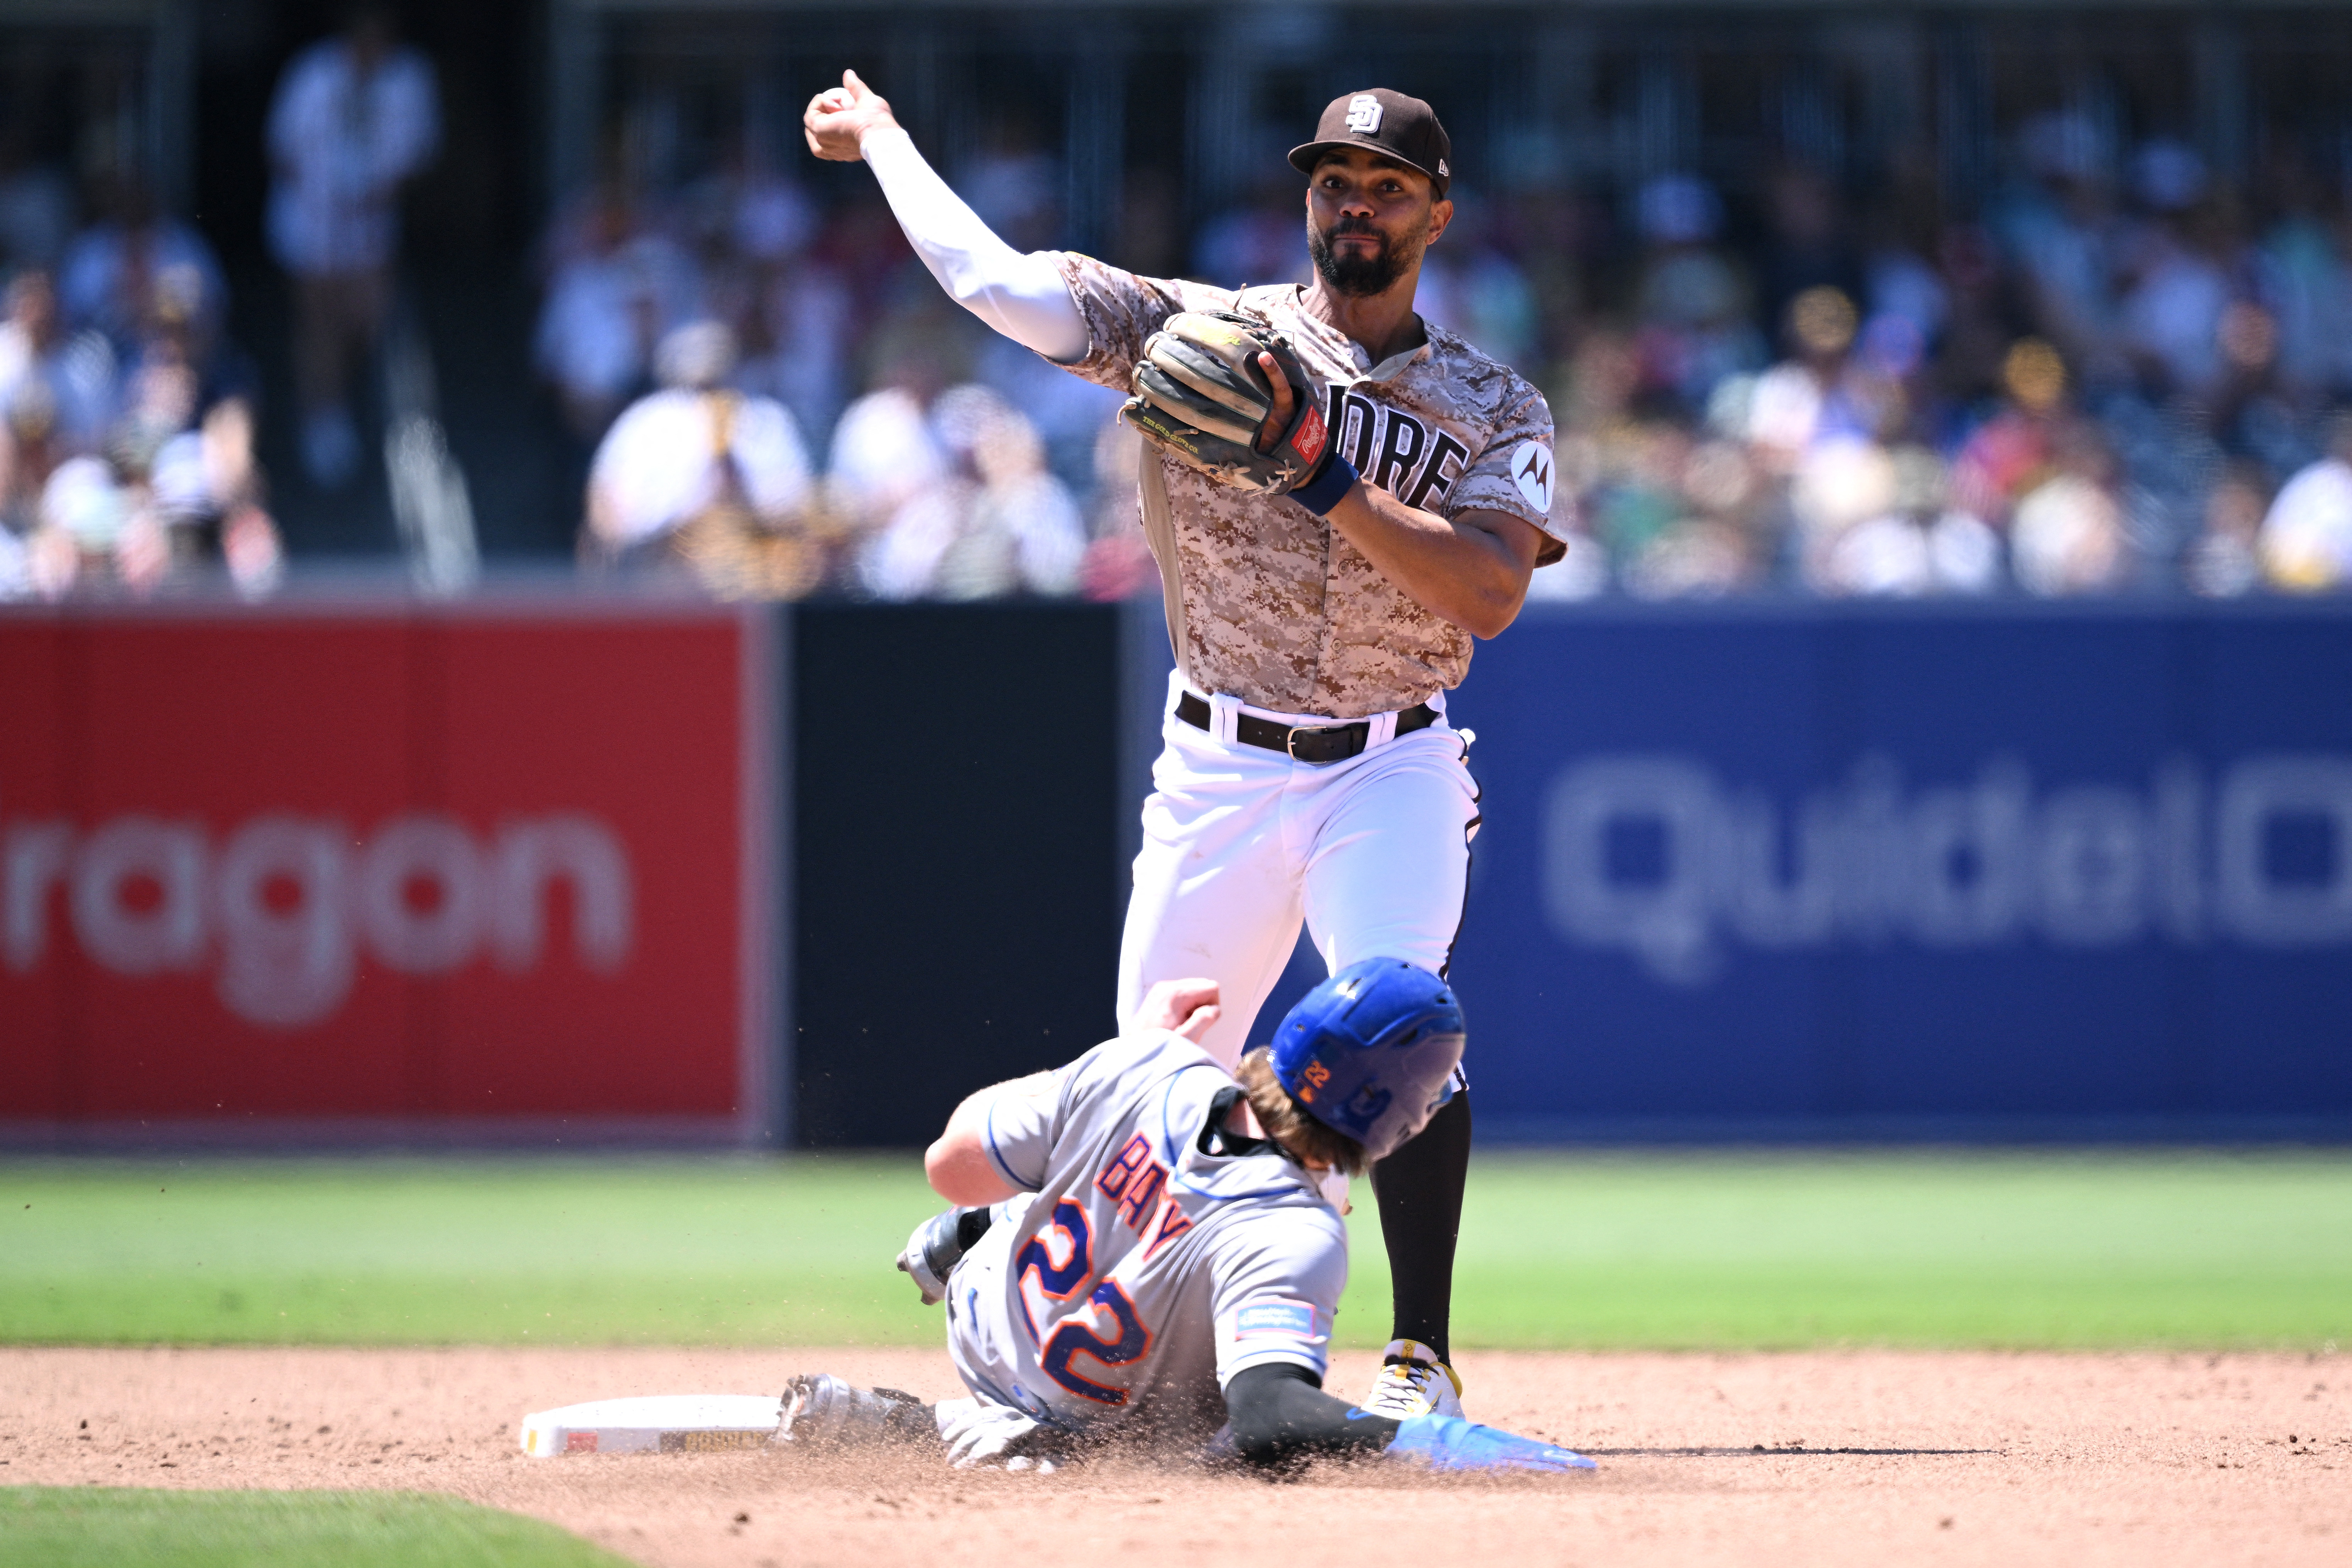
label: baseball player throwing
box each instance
[805,74,1566,1419]
[780,960,1589,1474]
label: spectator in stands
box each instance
[2253,163,2352,403]
[2258,412,2352,591]
[1078,417,1157,603]
[1816,444,2000,597]
[2117,142,2232,402]
[0,279,78,597]
[584,320,818,597]
[952,394,1085,599]
[1949,337,2070,537]
[266,4,440,487]
[1620,425,1760,599]
[2183,461,2269,597]
[1192,174,1312,291]
[1741,285,1899,589]
[2010,423,2129,595]
[536,183,702,440]
[857,385,1081,601]
[5,263,282,602]
[1758,165,1865,346]
[689,147,853,452]
[59,176,227,358]
[0,270,113,454]
[0,127,74,274]
[117,273,282,597]
[734,250,854,458]
[1632,174,1763,413]
[826,339,950,538]
[1746,286,1900,470]
[1995,110,2125,387]
[1415,194,1540,373]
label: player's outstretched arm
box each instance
[924,981,1218,1203]
[1222,1363,1591,1471]
[802,69,1087,361]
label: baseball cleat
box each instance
[1358,1338,1464,1420]
[775,1375,938,1449]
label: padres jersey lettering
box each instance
[1052,255,1568,719]
[948,1032,1348,1445]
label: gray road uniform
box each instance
[944,1029,1349,1451]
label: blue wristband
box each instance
[1288,455,1358,517]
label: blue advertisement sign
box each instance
[1441,603,2352,1140]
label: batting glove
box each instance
[1385,1413,1595,1472]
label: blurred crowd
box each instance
[545,105,2352,602]
[0,170,282,601]
[1517,119,2352,602]
[20,40,2352,607]
[540,137,1136,602]
[0,4,439,602]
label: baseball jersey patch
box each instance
[1511,442,1555,514]
[1232,1299,1319,1340]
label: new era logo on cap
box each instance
[1345,94,1384,134]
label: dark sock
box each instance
[1368,1090,1471,1363]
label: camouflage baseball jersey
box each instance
[944,1030,1349,1448]
[1052,254,1567,719]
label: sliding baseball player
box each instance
[806,76,1565,1420]
[780,961,1588,1474]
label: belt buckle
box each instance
[1286,723,1357,764]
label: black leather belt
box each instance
[1175,690,1438,764]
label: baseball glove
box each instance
[1121,312,1333,495]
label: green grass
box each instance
[3,1151,2347,1351]
[1408,1151,2352,1349]
[0,1487,631,1568]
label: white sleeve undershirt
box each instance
[859,126,1090,363]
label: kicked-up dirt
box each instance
[1,1346,2344,1566]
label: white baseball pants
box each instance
[1115,674,1482,1071]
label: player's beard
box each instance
[1308,213,1424,297]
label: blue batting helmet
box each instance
[1271,958,1464,1162]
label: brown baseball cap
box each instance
[1289,89,1452,198]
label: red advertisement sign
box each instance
[0,600,767,1140]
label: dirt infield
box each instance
[2,1347,2344,1566]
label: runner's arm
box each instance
[1222,1362,1400,1465]
[925,1070,1053,1205]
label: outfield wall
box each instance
[4,595,2347,1147]
[0,599,774,1146]
[1442,601,2352,1141]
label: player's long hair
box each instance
[1236,1048,1369,1176]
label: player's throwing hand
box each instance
[803,69,899,161]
